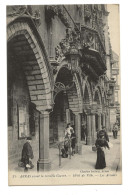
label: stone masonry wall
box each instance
[8,69,39,169]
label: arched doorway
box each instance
[50,66,82,149]
[50,91,69,143]
[7,20,53,171]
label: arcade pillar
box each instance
[87,114,92,145]
[75,112,82,154]
[98,113,101,130]
[91,114,96,145]
[103,113,106,127]
[37,111,51,171]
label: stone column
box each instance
[98,113,101,130]
[103,113,106,127]
[91,114,96,145]
[37,111,51,171]
[106,109,110,132]
[66,109,71,124]
[87,114,92,145]
[75,113,82,154]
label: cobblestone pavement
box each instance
[10,132,121,173]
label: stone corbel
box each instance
[55,27,81,63]
[50,59,59,75]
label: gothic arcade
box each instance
[7,5,115,171]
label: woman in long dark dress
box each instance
[71,130,76,156]
[95,135,110,169]
[64,133,72,159]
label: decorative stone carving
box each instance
[53,81,74,100]
[7,5,27,17]
[91,82,96,94]
[55,40,70,63]
[84,5,92,22]
[65,81,74,91]
[86,32,95,48]
[45,5,70,27]
[54,82,65,94]
[50,64,58,75]
[55,27,81,63]
[7,5,41,27]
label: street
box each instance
[10,132,121,173]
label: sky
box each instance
[107,4,120,56]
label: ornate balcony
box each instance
[81,26,106,64]
[80,25,106,79]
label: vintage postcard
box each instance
[7,4,121,185]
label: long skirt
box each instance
[95,148,106,169]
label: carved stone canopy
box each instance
[55,27,81,63]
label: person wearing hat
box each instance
[95,134,110,169]
[103,126,109,142]
[98,127,109,142]
[113,123,119,139]
[21,137,34,171]
[65,123,74,138]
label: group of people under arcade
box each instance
[62,124,112,170]
[62,123,110,170]
[18,121,119,171]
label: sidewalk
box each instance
[9,132,121,172]
[50,132,121,172]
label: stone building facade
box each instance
[110,51,120,127]
[7,5,116,171]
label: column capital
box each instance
[40,109,52,116]
[74,112,82,116]
[86,111,96,116]
[90,112,96,116]
[97,112,102,116]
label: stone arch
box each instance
[95,84,103,104]
[72,73,83,113]
[54,65,83,113]
[93,88,102,105]
[103,91,107,105]
[53,59,70,82]
[83,80,93,106]
[7,20,54,112]
[49,66,83,143]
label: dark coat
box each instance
[95,138,109,169]
[71,132,76,149]
[21,142,34,165]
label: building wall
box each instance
[8,67,39,166]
